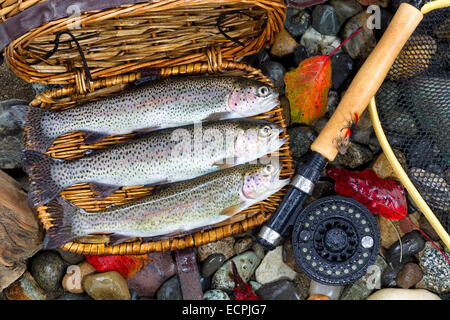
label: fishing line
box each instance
[29,31,93,82]
[217,10,256,47]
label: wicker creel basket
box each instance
[2,0,286,85]
[30,57,295,255]
[2,0,291,255]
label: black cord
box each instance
[216,10,255,47]
[30,31,92,82]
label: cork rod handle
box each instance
[310,3,423,161]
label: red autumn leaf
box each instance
[327,168,407,219]
[85,255,149,279]
[231,261,263,300]
[285,55,332,125]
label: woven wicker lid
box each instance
[2,0,286,85]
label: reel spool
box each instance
[292,196,380,286]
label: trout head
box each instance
[240,160,290,201]
[234,120,286,161]
[227,78,279,117]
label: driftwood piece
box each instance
[0,169,43,290]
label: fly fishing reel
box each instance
[292,196,380,285]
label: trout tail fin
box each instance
[43,197,80,249]
[24,106,57,153]
[23,150,64,208]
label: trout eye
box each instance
[259,125,272,137]
[263,165,275,176]
[258,86,270,97]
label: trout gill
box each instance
[23,76,279,153]
[43,161,289,249]
[24,119,286,208]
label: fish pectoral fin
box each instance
[90,183,121,198]
[220,202,246,216]
[213,158,237,169]
[202,112,232,121]
[108,234,137,246]
[83,131,111,145]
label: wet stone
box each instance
[201,253,226,278]
[418,215,440,242]
[234,236,254,255]
[325,90,339,118]
[385,231,425,266]
[0,100,28,169]
[129,289,139,300]
[282,239,303,273]
[127,251,177,298]
[242,49,270,69]
[56,249,85,265]
[311,5,341,36]
[417,247,450,294]
[330,0,363,26]
[30,250,66,296]
[341,255,387,300]
[203,289,230,300]
[287,126,317,161]
[309,281,343,300]
[292,269,311,299]
[342,12,376,60]
[0,64,35,101]
[83,271,131,300]
[330,53,354,90]
[197,236,235,262]
[156,275,183,300]
[396,262,423,289]
[250,281,262,292]
[331,142,373,169]
[381,261,404,288]
[300,27,341,56]
[293,45,310,65]
[367,288,441,300]
[252,242,266,260]
[284,8,311,38]
[4,272,47,300]
[212,251,261,292]
[280,96,291,126]
[62,261,96,294]
[200,274,211,292]
[256,279,303,300]
[374,8,394,40]
[57,293,92,300]
[255,246,297,284]
[261,61,286,95]
[270,28,298,58]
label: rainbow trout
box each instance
[24,76,279,153]
[24,119,286,208]
[43,161,289,249]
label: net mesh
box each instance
[375,7,449,232]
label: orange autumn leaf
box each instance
[285,55,332,125]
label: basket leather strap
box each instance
[174,248,203,300]
[0,0,151,57]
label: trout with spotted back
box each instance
[23,76,279,153]
[43,162,289,249]
[24,119,286,208]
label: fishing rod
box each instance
[257,2,427,250]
